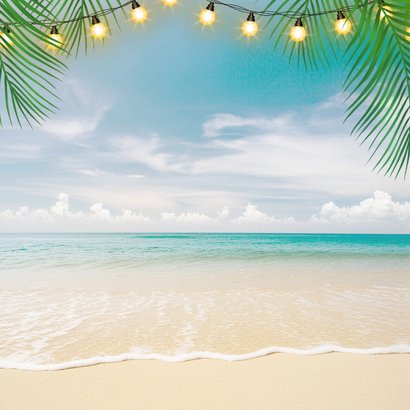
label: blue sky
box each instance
[0,2,409,232]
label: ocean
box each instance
[1,233,409,370]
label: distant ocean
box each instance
[1,233,410,370]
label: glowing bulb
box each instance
[162,0,177,7]
[90,16,108,39]
[242,13,258,37]
[0,27,13,48]
[379,4,393,20]
[290,18,306,42]
[406,27,410,42]
[199,3,216,26]
[131,1,148,24]
[335,11,352,35]
[46,26,63,51]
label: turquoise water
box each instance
[1,233,410,370]
[2,232,410,269]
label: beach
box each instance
[2,353,410,409]
[1,233,410,408]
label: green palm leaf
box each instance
[46,0,125,56]
[0,0,66,127]
[0,0,122,127]
[345,0,410,177]
[264,0,355,69]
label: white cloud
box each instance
[41,115,103,139]
[109,135,177,172]
[0,193,150,230]
[313,190,410,223]
[1,191,410,233]
[119,209,150,223]
[51,192,70,216]
[77,168,145,179]
[218,206,229,219]
[38,78,110,140]
[78,169,107,177]
[87,202,151,224]
[103,95,407,201]
[0,144,42,159]
[202,113,293,138]
[161,211,216,224]
[90,202,111,219]
[232,203,272,224]
[232,203,295,225]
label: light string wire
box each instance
[211,0,375,18]
[0,0,376,28]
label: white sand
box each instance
[1,353,410,410]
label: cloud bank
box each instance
[313,191,410,223]
[1,191,409,233]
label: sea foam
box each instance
[1,344,410,371]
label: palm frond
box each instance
[0,0,121,127]
[264,0,356,69]
[47,0,125,56]
[344,0,410,177]
[0,0,66,127]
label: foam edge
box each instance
[1,344,410,371]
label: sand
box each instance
[1,353,409,410]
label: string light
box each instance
[162,0,177,7]
[199,3,216,26]
[131,1,148,24]
[0,0,378,47]
[46,25,63,51]
[290,18,306,42]
[335,11,352,35]
[242,12,258,37]
[406,28,410,42]
[0,26,13,48]
[90,15,108,39]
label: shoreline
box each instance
[2,344,410,371]
[2,353,410,409]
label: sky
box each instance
[0,2,409,233]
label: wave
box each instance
[132,235,197,239]
[2,344,410,371]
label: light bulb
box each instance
[379,4,393,20]
[131,1,148,24]
[0,27,13,48]
[290,18,306,42]
[46,25,63,51]
[199,3,216,26]
[242,13,258,37]
[406,27,410,42]
[90,16,108,39]
[162,0,177,7]
[335,11,352,35]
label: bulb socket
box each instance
[337,11,346,20]
[295,17,303,27]
[247,12,255,22]
[2,25,11,34]
[50,25,59,35]
[206,2,215,12]
[131,0,141,9]
[91,15,101,25]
